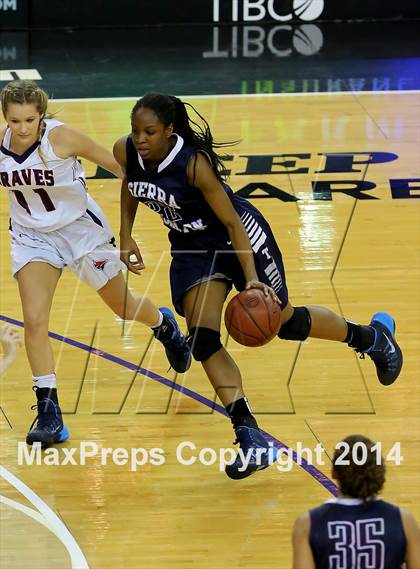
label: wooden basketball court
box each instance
[1,92,419,568]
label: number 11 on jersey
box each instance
[12,187,56,215]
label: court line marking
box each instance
[50,90,420,103]
[0,465,89,569]
[0,313,338,496]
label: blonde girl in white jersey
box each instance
[0,80,191,447]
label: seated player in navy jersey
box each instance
[114,93,403,480]
[292,434,419,569]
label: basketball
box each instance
[224,289,282,347]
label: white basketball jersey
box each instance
[0,119,89,232]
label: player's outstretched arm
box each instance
[0,324,22,376]
[113,136,144,275]
[292,512,316,569]
[50,124,124,179]
[189,153,278,303]
[401,508,420,569]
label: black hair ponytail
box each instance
[131,93,236,183]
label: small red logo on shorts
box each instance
[93,259,109,271]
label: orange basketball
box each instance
[224,289,281,347]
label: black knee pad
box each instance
[187,327,223,361]
[278,306,312,341]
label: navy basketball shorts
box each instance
[169,208,289,316]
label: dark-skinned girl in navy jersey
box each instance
[114,93,403,480]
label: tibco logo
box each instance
[203,24,324,59]
[0,0,17,10]
[213,0,324,22]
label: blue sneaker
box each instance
[154,307,192,373]
[362,312,403,386]
[225,423,277,480]
[26,391,69,447]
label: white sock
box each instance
[33,373,57,389]
[151,310,164,329]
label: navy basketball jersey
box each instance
[125,132,289,313]
[125,133,259,248]
[309,498,407,569]
[126,134,224,237]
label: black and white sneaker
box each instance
[361,312,403,386]
[26,388,69,447]
[154,307,192,373]
[225,420,277,480]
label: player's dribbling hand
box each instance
[245,280,280,305]
[0,324,22,359]
[120,236,145,275]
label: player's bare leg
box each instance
[280,301,402,385]
[17,262,68,446]
[183,280,244,406]
[17,262,61,375]
[97,271,191,373]
[97,271,163,326]
[183,280,276,479]
[281,302,347,341]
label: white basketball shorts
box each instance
[9,201,125,290]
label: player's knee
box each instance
[24,312,49,336]
[278,306,311,341]
[187,327,223,361]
